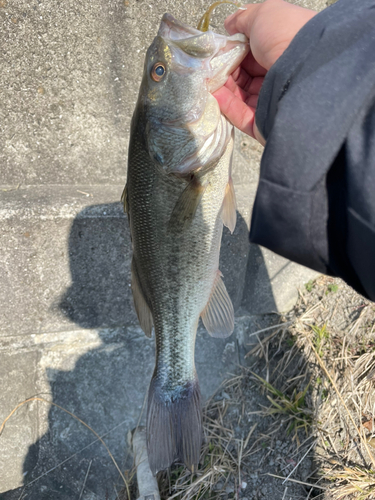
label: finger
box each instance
[224,75,250,104]
[230,68,264,95]
[224,75,240,94]
[225,75,253,104]
[254,120,266,146]
[225,73,264,104]
[240,52,267,78]
[248,76,264,95]
[224,3,260,37]
[232,67,252,92]
[246,94,259,109]
[213,86,256,138]
[229,65,241,82]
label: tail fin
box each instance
[147,377,202,475]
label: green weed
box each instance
[251,373,312,436]
[311,324,329,357]
[286,336,296,347]
[326,283,339,294]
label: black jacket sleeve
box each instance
[251,0,375,300]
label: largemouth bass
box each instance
[124,13,249,474]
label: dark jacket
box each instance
[252,0,375,300]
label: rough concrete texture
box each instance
[0,0,328,497]
[1,186,135,337]
[1,0,328,186]
[0,183,316,338]
[0,323,246,498]
[0,184,256,338]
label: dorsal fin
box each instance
[131,259,153,338]
[201,271,234,338]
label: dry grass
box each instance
[266,276,375,499]
[122,276,375,500]
[323,463,375,500]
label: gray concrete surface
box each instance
[1,186,135,337]
[0,0,327,185]
[0,0,327,497]
[0,323,246,498]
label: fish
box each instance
[123,13,249,475]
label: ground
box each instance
[116,276,375,500]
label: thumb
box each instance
[224,3,261,37]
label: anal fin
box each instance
[131,259,153,338]
[201,271,234,338]
[168,175,206,232]
[221,177,236,233]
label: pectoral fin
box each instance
[201,272,234,338]
[221,177,236,233]
[131,259,153,338]
[168,176,206,232]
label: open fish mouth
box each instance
[158,13,203,40]
[157,13,249,92]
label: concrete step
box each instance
[1,185,135,338]
[0,183,251,338]
[0,318,258,497]
[0,183,317,339]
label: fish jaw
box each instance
[158,13,249,91]
[207,33,249,92]
[158,13,203,40]
[140,12,249,126]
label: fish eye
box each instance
[151,63,166,82]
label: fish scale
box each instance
[125,13,249,474]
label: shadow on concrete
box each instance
[242,244,278,314]
[1,203,276,500]
[58,202,135,330]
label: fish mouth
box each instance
[158,13,249,92]
[158,13,202,40]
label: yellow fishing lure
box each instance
[197,1,243,32]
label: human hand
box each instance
[213,0,316,142]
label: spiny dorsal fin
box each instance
[168,176,206,232]
[201,271,234,338]
[131,259,153,338]
[121,183,128,213]
[221,177,237,233]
